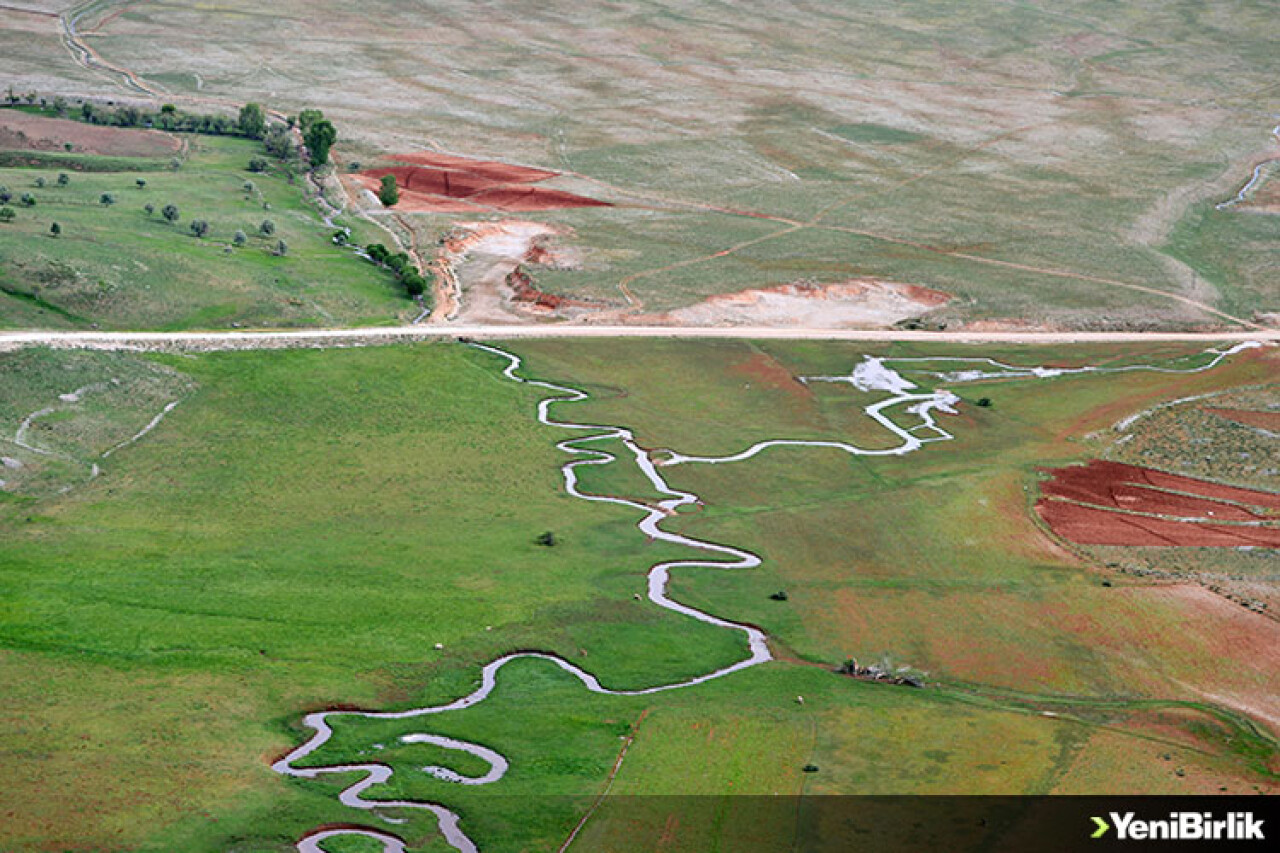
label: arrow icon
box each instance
[1091,816,1110,839]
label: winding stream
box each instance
[273,341,1262,853]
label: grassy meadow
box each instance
[1,338,1277,851]
[0,122,409,330]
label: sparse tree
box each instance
[50,222,61,238]
[34,177,45,188]
[144,202,155,217]
[0,206,14,223]
[303,118,336,167]
[259,218,275,236]
[162,203,179,223]
[0,187,11,205]
[232,229,247,246]
[378,174,399,207]
[273,239,288,256]
[100,192,116,206]
[238,102,266,139]
[135,178,146,189]
[190,219,210,238]
[20,193,35,207]
[57,173,69,187]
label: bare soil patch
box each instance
[0,111,180,158]
[357,153,609,213]
[653,279,950,328]
[1206,407,1280,432]
[1037,460,1280,547]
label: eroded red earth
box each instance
[356,152,610,212]
[1036,460,1280,547]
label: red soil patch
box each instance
[391,151,557,183]
[0,111,180,158]
[1037,460,1280,547]
[728,352,811,399]
[1041,460,1272,521]
[1206,407,1280,432]
[1037,501,1280,547]
[359,152,609,213]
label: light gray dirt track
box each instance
[1,325,1278,353]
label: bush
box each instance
[233,230,247,247]
[144,202,155,217]
[248,157,269,173]
[259,219,275,236]
[161,203,179,223]
[0,206,14,223]
[535,531,557,547]
[50,222,60,237]
[190,219,210,238]
[20,193,35,207]
[273,239,288,256]
[242,180,255,193]
[57,173,70,187]
[34,176,45,188]
[135,179,146,189]
[378,173,399,206]
[99,192,116,206]
[0,187,10,205]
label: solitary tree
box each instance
[190,219,210,238]
[303,118,337,167]
[259,219,275,236]
[50,222,60,238]
[20,193,35,207]
[232,229,247,246]
[273,239,288,257]
[99,192,116,206]
[0,187,10,204]
[162,203,179,223]
[243,180,256,193]
[34,177,45,188]
[378,173,399,207]
[0,206,14,223]
[248,157,268,173]
[135,179,146,189]
[237,102,266,139]
[57,173,70,187]
[144,202,155,217]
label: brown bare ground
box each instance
[1037,501,1280,547]
[358,153,609,213]
[0,112,180,158]
[1206,407,1280,432]
[1040,460,1275,521]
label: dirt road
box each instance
[1,324,1277,352]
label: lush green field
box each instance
[1,338,1276,851]
[0,125,409,330]
[8,1,1278,327]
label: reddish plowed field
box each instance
[1037,460,1280,547]
[1041,460,1270,520]
[1207,408,1280,432]
[1036,501,1280,547]
[359,152,608,212]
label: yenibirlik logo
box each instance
[1091,811,1265,842]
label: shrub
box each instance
[233,230,247,247]
[190,219,210,238]
[0,207,15,223]
[273,239,288,256]
[99,192,116,206]
[259,219,275,236]
[0,187,10,205]
[50,222,60,237]
[20,193,35,207]
[248,157,269,173]
[57,173,70,187]
[378,173,399,206]
[144,202,155,217]
[162,203,179,223]
[34,177,45,188]
[135,179,146,189]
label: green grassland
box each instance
[0,127,410,330]
[1,339,1277,851]
[9,0,1278,327]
